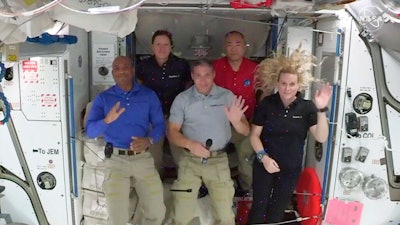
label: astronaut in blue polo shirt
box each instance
[86,56,166,225]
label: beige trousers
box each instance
[148,120,184,175]
[231,127,254,190]
[171,152,235,225]
[102,152,165,225]
[148,137,183,169]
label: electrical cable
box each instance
[71,136,105,162]
[0,91,10,125]
[0,61,5,82]
[256,215,322,225]
[0,62,10,125]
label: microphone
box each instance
[201,138,213,164]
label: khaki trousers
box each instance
[149,120,183,175]
[231,127,254,190]
[102,151,165,225]
[148,137,183,169]
[171,152,235,225]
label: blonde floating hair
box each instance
[256,46,317,93]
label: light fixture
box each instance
[381,0,400,14]
[190,35,211,49]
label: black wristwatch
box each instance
[256,150,269,163]
[317,107,328,113]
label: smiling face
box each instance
[152,34,172,64]
[191,62,215,95]
[225,32,246,63]
[277,72,300,105]
[112,56,134,91]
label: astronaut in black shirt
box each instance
[136,30,192,174]
[248,48,332,224]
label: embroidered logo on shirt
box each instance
[210,104,224,107]
[292,115,303,119]
[243,79,251,87]
[169,74,180,78]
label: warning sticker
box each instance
[41,93,57,107]
[22,60,39,84]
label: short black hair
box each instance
[152,30,173,46]
[190,59,214,73]
[225,30,245,39]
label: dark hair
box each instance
[190,59,214,73]
[152,30,173,46]
[225,30,245,39]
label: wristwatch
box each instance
[147,137,154,145]
[317,107,328,113]
[256,150,269,163]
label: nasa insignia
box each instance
[244,79,251,87]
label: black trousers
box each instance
[247,160,301,224]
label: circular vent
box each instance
[363,175,387,200]
[339,167,364,191]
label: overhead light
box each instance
[88,6,121,13]
[190,35,211,49]
[381,0,400,13]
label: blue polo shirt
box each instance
[86,83,165,149]
[252,92,318,170]
[136,54,191,116]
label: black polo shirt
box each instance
[136,54,191,115]
[252,92,318,171]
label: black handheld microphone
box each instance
[201,138,213,164]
